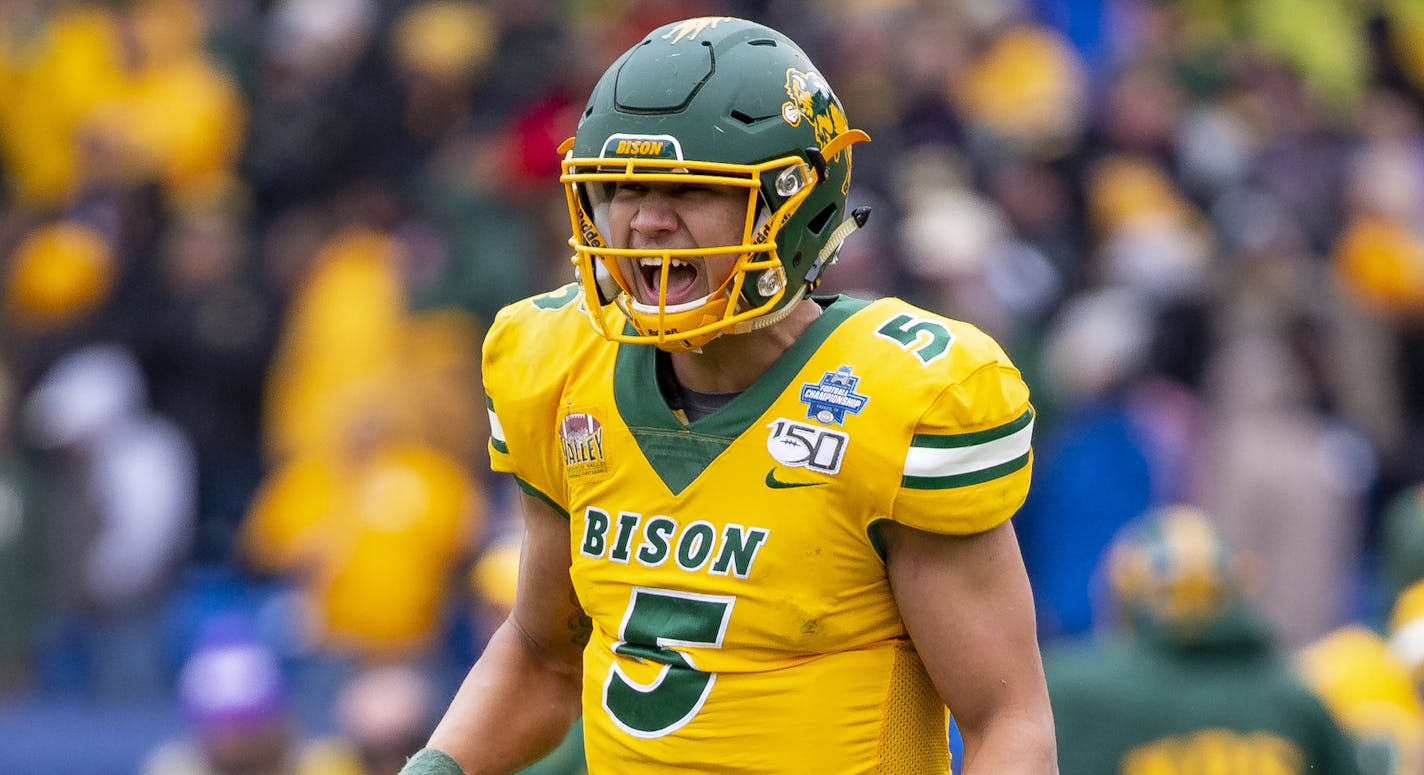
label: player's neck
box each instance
[669,299,822,394]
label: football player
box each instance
[1048,506,1362,775]
[401,16,1055,774]
[1297,484,1424,775]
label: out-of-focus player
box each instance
[1298,484,1424,775]
[1049,506,1362,775]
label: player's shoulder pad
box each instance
[853,297,1026,411]
[862,296,1031,436]
[859,297,1034,534]
[862,296,1013,372]
[486,282,595,350]
[484,282,609,382]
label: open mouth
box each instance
[636,257,705,307]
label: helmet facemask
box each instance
[562,151,821,351]
[558,17,870,352]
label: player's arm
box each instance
[882,518,1058,775]
[412,492,587,775]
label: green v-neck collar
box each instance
[613,295,872,494]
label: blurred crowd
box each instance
[3,0,1424,772]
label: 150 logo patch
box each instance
[766,418,848,475]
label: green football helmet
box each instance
[560,16,870,351]
[1107,505,1244,633]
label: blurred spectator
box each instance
[1015,286,1197,637]
[981,154,1082,292]
[1328,85,1424,491]
[21,343,197,698]
[0,358,49,691]
[1048,505,1362,775]
[3,219,115,334]
[242,190,489,730]
[243,387,484,695]
[119,202,280,563]
[404,136,546,325]
[0,1,245,213]
[92,0,247,209]
[0,5,128,210]
[896,144,1063,348]
[240,398,481,662]
[239,0,391,218]
[1193,328,1371,648]
[334,664,440,775]
[262,228,407,463]
[953,20,1091,163]
[1084,154,1213,308]
[387,1,496,148]
[2,217,125,393]
[141,614,362,775]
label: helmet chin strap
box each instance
[728,207,871,335]
[588,204,623,304]
[731,286,806,334]
[801,206,872,291]
[592,259,621,304]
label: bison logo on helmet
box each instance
[781,68,853,194]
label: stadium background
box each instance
[2,0,1424,772]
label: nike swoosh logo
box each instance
[765,468,826,489]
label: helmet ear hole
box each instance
[807,202,838,235]
[797,200,837,262]
[786,204,837,270]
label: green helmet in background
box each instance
[560,16,870,352]
[1107,505,1251,640]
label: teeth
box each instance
[638,258,693,269]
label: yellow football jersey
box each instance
[483,286,1034,774]
[1297,625,1424,775]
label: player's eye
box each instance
[613,182,649,198]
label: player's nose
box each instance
[628,191,680,237]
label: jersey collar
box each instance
[613,295,871,494]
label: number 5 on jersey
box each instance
[876,313,953,365]
[603,587,735,738]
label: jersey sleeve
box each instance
[890,327,1034,535]
[482,296,572,518]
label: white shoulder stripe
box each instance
[904,420,1033,479]
[488,408,506,443]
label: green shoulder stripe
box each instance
[514,476,569,520]
[902,408,1034,490]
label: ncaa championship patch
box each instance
[799,365,869,426]
[560,411,609,479]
